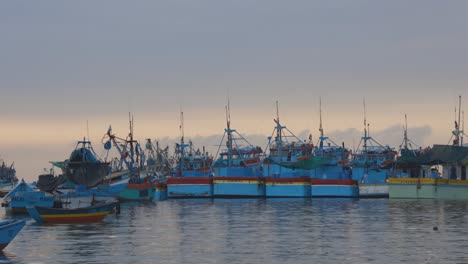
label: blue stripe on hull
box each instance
[168,184,213,198]
[311,185,359,197]
[213,183,265,197]
[265,184,311,197]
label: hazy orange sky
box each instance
[0,1,467,181]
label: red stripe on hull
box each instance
[310,179,358,185]
[265,177,309,183]
[43,214,109,223]
[167,177,213,185]
[127,180,158,189]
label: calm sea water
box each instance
[1,198,468,264]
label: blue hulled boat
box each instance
[212,104,264,197]
[167,112,214,198]
[101,117,163,202]
[263,102,316,197]
[27,199,119,224]
[1,179,54,214]
[351,101,397,197]
[0,220,25,251]
[311,99,359,197]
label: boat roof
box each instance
[416,145,468,165]
[3,179,35,199]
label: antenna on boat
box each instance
[86,120,90,143]
[319,97,324,138]
[452,95,462,146]
[180,111,185,145]
[403,114,408,150]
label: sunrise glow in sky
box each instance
[1,1,467,180]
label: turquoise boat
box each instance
[212,104,264,197]
[0,220,25,251]
[102,115,166,202]
[350,100,396,197]
[167,112,214,198]
[311,99,358,197]
[263,102,315,197]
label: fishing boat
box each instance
[1,179,54,214]
[0,220,26,251]
[26,199,119,224]
[167,112,214,198]
[392,114,426,178]
[101,114,162,201]
[212,103,264,197]
[263,102,317,197]
[350,100,397,198]
[143,138,173,177]
[52,139,111,189]
[311,99,359,197]
[0,160,18,197]
[389,96,468,199]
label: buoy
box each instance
[433,226,438,231]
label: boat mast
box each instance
[128,112,135,164]
[226,98,232,167]
[363,98,368,159]
[453,95,462,146]
[403,114,408,150]
[274,101,282,160]
[319,97,324,149]
[180,111,185,176]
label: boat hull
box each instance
[213,177,265,197]
[167,177,213,198]
[0,220,25,251]
[27,201,118,223]
[3,191,54,214]
[358,184,389,198]
[265,177,311,197]
[118,181,157,202]
[310,179,359,197]
[389,178,468,199]
[154,183,168,201]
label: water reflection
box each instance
[1,198,468,263]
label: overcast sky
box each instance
[1,1,467,180]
